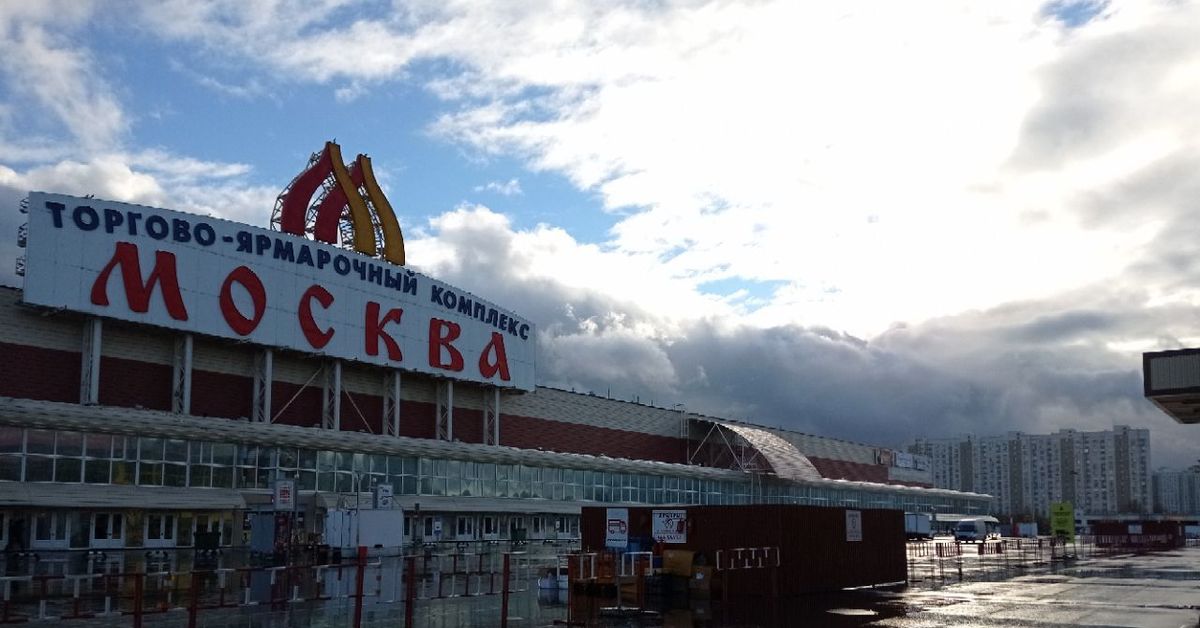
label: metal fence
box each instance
[0,548,560,628]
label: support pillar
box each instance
[80,317,101,405]
[171,334,193,414]
[323,360,342,430]
[483,387,500,446]
[252,349,273,423]
[383,371,402,437]
[435,380,454,441]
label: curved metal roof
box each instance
[719,422,824,482]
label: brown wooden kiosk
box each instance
[579,504,906,598]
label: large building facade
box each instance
[911,427,1151,518]
[1152,468,1200,515]
[2,182,990,552]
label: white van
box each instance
[954,518,1000,543]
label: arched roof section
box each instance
[719,422,824,482]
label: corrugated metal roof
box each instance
[718,422,824,482]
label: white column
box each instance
[383,371,402,437]
[436,380,454,441]
[252,349,273,423]
[483,387,500,446]
[323,360,342,430]
[80,317,102,405]
[171,334,193,414]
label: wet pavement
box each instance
[2,542,1199,627]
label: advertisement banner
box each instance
[273,479,295,512]
[605,508,629,549]
[845,510,863,542]
[652,509,688,543]
[1050,502,1074,541]
[21,193,536,390]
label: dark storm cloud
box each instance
[409,209,1199,466]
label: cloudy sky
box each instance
[2,0,1199,466]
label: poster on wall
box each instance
[652,510,688,543]
[845,510,863,542]
[273,479,294,512]
[605,508,629,549]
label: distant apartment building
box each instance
[910,426,1151,517]
[1152,468,1200,515]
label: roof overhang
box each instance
[0,482,245,511]
[1143,348,1200,424]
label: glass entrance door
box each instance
[90,512,124,549]
[145,513,176,548]
[32,512,68,549]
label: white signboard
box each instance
[374,483,394,509]
[1128,523,1143,535]
[21,193,535,390]
[605,508,629,549]
[652,509,688,544]
[845,510,863,542]
[895,452,915,469]
[273,479,295,512]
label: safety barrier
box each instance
[0,548,544,628]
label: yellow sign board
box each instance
[1050,502,1074,541]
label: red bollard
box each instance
[133,573,145,628]
[353,546,367,628]
[404,556,417,628]
[187,572,199,628]
[635,557,646,608]
[500,553,511,628]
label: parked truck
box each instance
[904,513,932,540]
[953,517,1001,543]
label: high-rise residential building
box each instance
[1152,468,1200,515]
[911,426,1151,517]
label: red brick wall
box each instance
[0,342,80,403]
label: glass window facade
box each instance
[0,427,990,514]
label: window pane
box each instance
[140,439,163,461]
[56,432,83,457]
[212,467,233,488]
[165,440,188,462]
[26,456,53,481]
[164,464,187,487]
[27,430,54,455]
[111,461,134,485]
[279,448,298,469]
[212,444,235,466]
[139,463,163,486]
[190,465,211,488]
[55,458,81,483]
[0,455,21,481]
[85,434,113,459]
[0,427,21,454]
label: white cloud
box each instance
[0,1,125,153]
[474,178,523,196]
